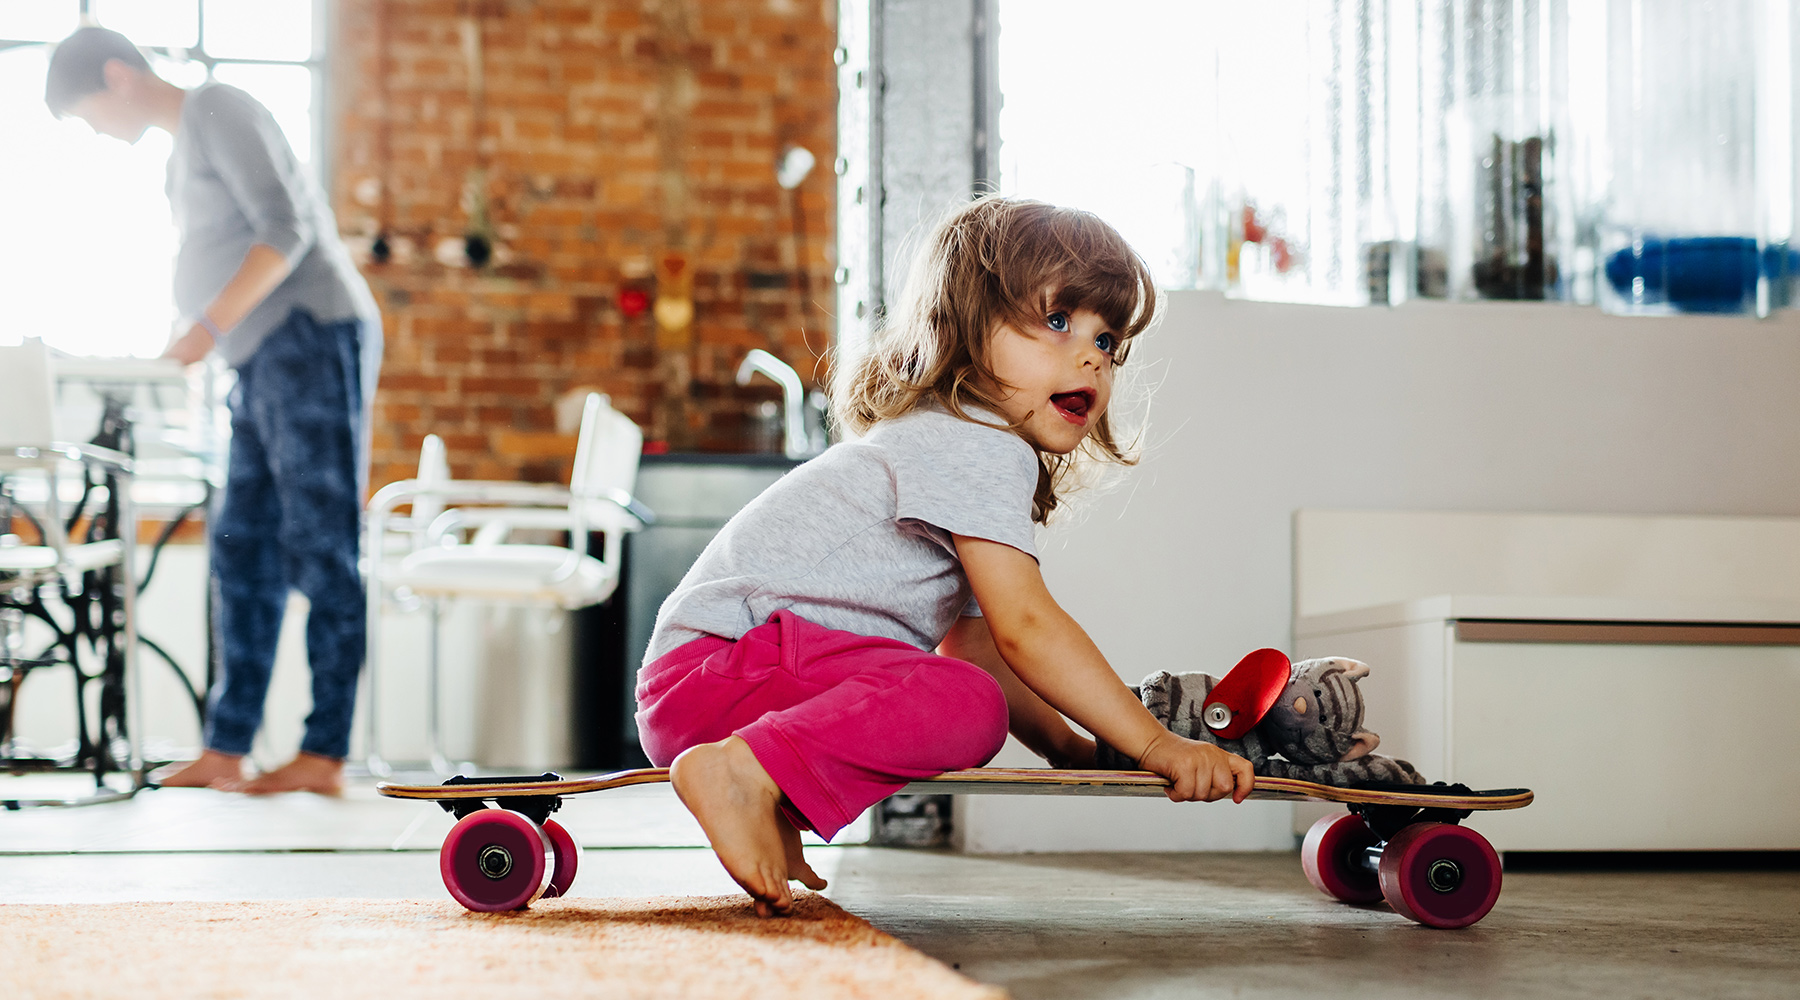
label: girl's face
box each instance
[986,305,1119,455]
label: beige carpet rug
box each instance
[4,893,1004,1000]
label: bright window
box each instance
[997,1,1215,294]
[0,1,323,358]
[997,1,1405,303]
[997,1,1784,312]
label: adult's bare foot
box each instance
[670,736,794,917]
[229,752,345,795]
[779,815,828,891]
[153,750,245,789]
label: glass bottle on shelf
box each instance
[1431,0,1578,302]
[1413,0,1458,299]
[1601,0,1794,316]
[1781,0,1800,309]
[1216,0,1401,307]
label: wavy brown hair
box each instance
[835,195,1159,523]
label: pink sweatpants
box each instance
[634,610,1009,840]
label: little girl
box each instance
[635,195,1253,917]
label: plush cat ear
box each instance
[1290,656,1370,681]
[1335,658,1370,681]
[1341,730,1379,760]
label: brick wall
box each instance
[330,0,837,487]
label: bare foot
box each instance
[780,816,829,892]
[670,736,797,917]
[227,752,345,796]
[153,750,245,789]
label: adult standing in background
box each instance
[46,27,382,794]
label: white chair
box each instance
[369,432,450,569]
[0,338,141,792]
[362,392,651,774]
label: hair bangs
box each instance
[1011,208,1156,360]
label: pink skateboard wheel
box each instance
[1301,812,1384,904]
[541,818,582,899]
[1377,821,1503,929]
[440,808,553,912]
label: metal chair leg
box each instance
[362,680,390,778]
[428,599,451,776]
[0,608,25,757]
[361,517,390,778]
[118,477,144,785]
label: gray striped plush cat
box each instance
[1095,657,1425,786]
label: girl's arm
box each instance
[939,615,1096,768]
[954,534,1253,803]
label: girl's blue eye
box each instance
[1045,311,1070,333]
[1095,332,1118,355]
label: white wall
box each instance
[959,290,1800,852]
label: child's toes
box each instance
[749,867,794,915]
[735,867,793,917]
[767,868,795,910]
[778,816,828,889]
[790,858,828,890]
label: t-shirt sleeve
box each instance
[192,86,315,263]
[888,412,1040,564]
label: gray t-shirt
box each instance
[167,82,379,368]
[645,408,1040,662]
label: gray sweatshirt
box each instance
[167,82,378,368]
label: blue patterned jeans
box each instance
[206,309,381,760]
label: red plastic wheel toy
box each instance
[541,818,582,899]
[439,808,553,912]
[1301,812,1385,904]
[1377,821,1503,929]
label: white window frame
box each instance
[0,0,331,186]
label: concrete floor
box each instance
[3,780,1797,999]
[829,851,1800,1000]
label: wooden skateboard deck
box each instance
[393,766,1532,927]
[377,766,1533,812]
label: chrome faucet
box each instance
[735,349,820,458]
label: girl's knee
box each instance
[934,661,1009,767]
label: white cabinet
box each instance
[1292,510,1800,853]
[1295,597,1800,851]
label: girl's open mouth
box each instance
[1050,390,1094,423]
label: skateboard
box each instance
[379,767,1532,929]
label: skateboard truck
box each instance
[1346,789,1477,894]
[439,772,566,824]
[1346,781,1477,840]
